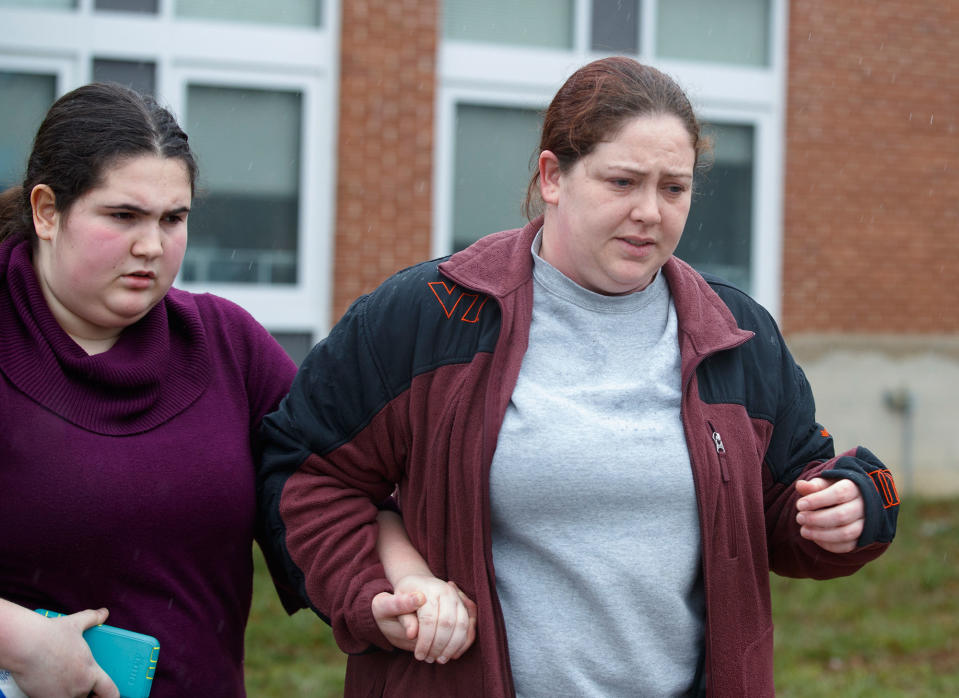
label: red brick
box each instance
[784,0,959,334]
[332,0,439,320]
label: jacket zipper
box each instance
[708,421,737,558]
[710,423,730,482]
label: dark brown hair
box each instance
[0,82,198,245]
[524,56,709,219]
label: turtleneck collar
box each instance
[0,237,211,435]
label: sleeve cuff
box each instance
[819,446,900,547]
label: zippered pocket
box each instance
[708,420,738,558]
[712,427,729,481]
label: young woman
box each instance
[0,83,472,698]
[259,57,899,696]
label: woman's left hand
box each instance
[373,576,477,663]
[795,477,865,553]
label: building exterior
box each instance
[783,0,959,495]
[1,0,956,493]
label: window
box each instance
[0,1,75,8]
[181,84,302,285]
[94,0,157,13]
[0,71,56,189]
[176,0,323,27]
[270,331,313,365]
[443,0,573,50]
[591,0,640,54]
[92,58,156,95]
[0,0,338,339]
[657,0,770,67]
[453,103,542,251]
[676,123,755,291]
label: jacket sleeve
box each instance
[256,293,408,653]
[763,346,900,579]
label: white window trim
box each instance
[436,0,788,320]
[166,66,334,335]
[0,54,77,94]
[432,85,554,261]
[0,0,341,338]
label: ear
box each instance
[538,150,562,206]
[30,185,59,242]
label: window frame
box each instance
[167,65,333,333]
[432,86,554,260]
[0,0,341,338]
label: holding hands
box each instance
[795,477,865,553]
[373,511,477,664]
[372,577,476,664]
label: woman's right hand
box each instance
[0,601,119,698]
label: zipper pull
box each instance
[712,430,726,454]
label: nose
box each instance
[630,187,662,225]
[131,223,163,259]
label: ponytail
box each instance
[0,186,31,245]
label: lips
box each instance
[120,270,157,290]
[618,237,656,257]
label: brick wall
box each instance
[333,0,439,320]
[783,0,959,334]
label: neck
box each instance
[32,256,123,355]
[69,332,120,355]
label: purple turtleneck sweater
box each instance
[0,238,298,697]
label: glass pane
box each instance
[270,331,312,365]
[0,0,75,7]
[591,0,640,54]
[183,85,302,285]
[176,0,323,27]
[675,123,754,292]
[0,72,56,190]
[94,0,157,12]
[657,0,770,67]
[453,103,542,251]
[92,59,156,96]
[444,0,573,50]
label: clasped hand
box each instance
[372,575,477,664]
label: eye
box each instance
[163,213,186,225]
[110,211,135,221]
[664,184,688,195]
[610,178,632,188]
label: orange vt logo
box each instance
[868,468,900,509]
[428,281,488,323]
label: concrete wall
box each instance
[790,334,959,496]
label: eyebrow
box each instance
[104,204,192,216]
[605,164,693,180]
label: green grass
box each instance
[244,560,345,697]
[244,497,958,696]
[771,497,959,697]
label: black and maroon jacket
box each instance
[258,218,898,697]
